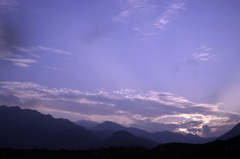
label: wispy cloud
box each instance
[1,57,37,67]
[0,1,71,68]
[114,0,186,36]
[192,46,216,62]
[12,45,71,55]
[0,44,71,67]
[154,2,185,29]
[0,0,37,68]
[0,81,239,137]
[35,46,71,55]
[113,0,158,22]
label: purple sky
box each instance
[0,0,240,137]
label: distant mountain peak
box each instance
[92,121,126,131]
[102,121,122,126]
[75,119,99,129]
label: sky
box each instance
[0,0,240,137]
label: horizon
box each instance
[1,0,240,138]
[0,104,227,138]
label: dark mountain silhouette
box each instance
[102,130,158,148]
[218,122,240,140]
[92,121,214,144]
[0,105,217,150]
[0,105,157,149]
[92,121,127,131]
[0,105,101,149]
[75,120,99,129]
[92,121,151,139]
[46,128,101,149]
[149,131,214,144]
[91,121,121,139]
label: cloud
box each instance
[114,0,186,36]
[172,45,222,74]
[113,0,158,23]
[0,0,38,68]
[192,46,216,62]
[0,44,71,67]
[1,57,37,67]
[154,2,185,29]
[34,46,71,55]
[0,81,240,137]
[0,1,70,67]
[12,45,71,55]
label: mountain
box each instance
[92,121,214,144]
[149,131,214,144]
[91,121,150,139]
[92,121,127,131]
[150,131,185,143]
[0,105,157,149]
[102,130,158,148]
[75,120,99,129]
[0,105,101,149]
[0,105,216,150]
[218,122,240,140]
[46,128,101,149]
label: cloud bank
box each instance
[0,81,239,137]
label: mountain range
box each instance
[0,105,100,149]
[88,120,215,144]
[0,105,239,150]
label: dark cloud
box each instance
[201,125,211,137]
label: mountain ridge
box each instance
[218,122,240,140]
[0,105,233,150]
[91,120,215,144]
[0,105,100,149]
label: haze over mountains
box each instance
[0,105,239,150]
